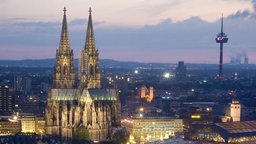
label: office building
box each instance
[175,61,187,81]
[0,85,14,115]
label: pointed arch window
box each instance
[90,64,94,76]
[64,64,68,75]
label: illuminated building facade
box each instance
[79,8,100,89]
[122,117,183,143]
[21,115,45,134]
[140,86,154,102]
[0,120,20,135]
[45,7,120,141]
[219,98,241,122]
[0,85,14,114]
[230,98,241,122]
[35,117,45,135]
[52,8,75,89]
[0,115,45,135]
[21,116,36,133]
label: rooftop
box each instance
[215,121,256,134]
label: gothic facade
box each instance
[45,7,121,141]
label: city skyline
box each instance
[0,0,256,63]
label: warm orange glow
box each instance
[191,115,201,119]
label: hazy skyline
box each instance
[0,0,256,63]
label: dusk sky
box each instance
[0,0,256,63]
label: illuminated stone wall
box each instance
[45,95,120,141]
[45,7,121,142]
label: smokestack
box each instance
[243,51,248,65]
[244,57,248,65]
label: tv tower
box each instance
[216,15,228,79]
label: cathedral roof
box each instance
[50,89,93,102]
[50,88,117,101]
[88,89,117,101]
[50,89,81,101]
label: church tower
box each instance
[53,7,75,89]
[230,98,241,122]
[80,8,101,89]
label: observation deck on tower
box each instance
[216,16,228,43]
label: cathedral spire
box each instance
[59,7,70,53]
[84,7,96,51]
[53,7,75,89]
[79,7,101,89]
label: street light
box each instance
[163,73,170,78]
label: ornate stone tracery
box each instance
[45,7,120,141]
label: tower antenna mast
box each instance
[215,15,228,79]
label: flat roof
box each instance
[212,121,256,141]
[215,121,256,134]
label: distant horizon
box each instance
[0,57,253,65]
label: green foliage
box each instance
[72,127,90,144]
[111,129,129,144]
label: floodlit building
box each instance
[45,7,120,141]
[122,117,183,143]
[0,115,46,135]
[21,116,36,133]
[0,120,20,135]
[140,86,154,102]
[35,116,45,135]
[230,98,241,122]
[218,98,241,122]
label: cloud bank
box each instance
[0,0,256,63]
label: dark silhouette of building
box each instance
[175,61,187,81]
[14,75,23,92]
[0,85,14,115]
[244,57,249,65]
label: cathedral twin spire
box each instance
[53,7,75,89]
[59,7,70,53]
[53,7,100,89]
[85,8,96,52]
[80,7,101,89]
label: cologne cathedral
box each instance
[45,7,121,141]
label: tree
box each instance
[111,129,129,144]
[72,127,90,144]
